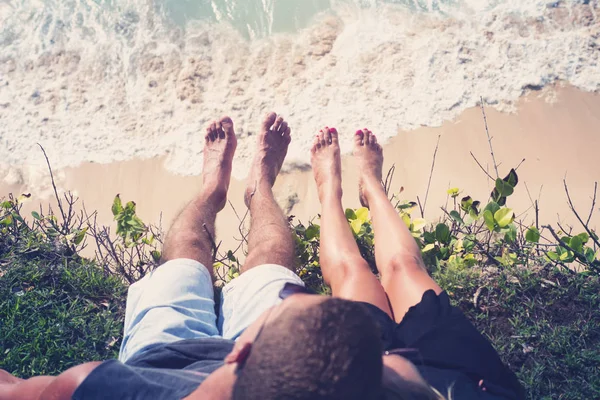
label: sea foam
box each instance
[0,0,598,190]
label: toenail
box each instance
[330,127,337,133]
[355,130,362,135]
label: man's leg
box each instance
[310,127,392,318]
[354,129,442,323]
[242,112,295,272]
[119,117,237,362]
[162,117,237,275]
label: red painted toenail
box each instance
[330,127,337,133]
[355,130,362,135]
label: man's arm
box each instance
[0,362,101,400]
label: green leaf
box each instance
[449,211,464,226]
[584,247,596,263]
[351,219,363,235]
[355,207,370,224]
[504,225,517,243]
[227,250,236,262]
[525,227,540,243]
[0,201,12,209]
[546,251,559,261]
[435,223,451,245]
[422,243,435,253]
[397,202,418,211]
[495,178,514,197]
[463,235,476,252]
[0,215,13,226]
[557,246,575,262]
[504,169,519,188]
[345,209,357,220]
[73,228,87,245]
[438,247,450,260]
[575,233,589,245]
[112,195,124,217]
[569,235,583,254]
[125,201,136,214]
[151,250,161,262]
[31,211,41,220]
[460,196,473,212]
[411,218,427,232]
[305,225,320,241]
[483,210,495,231]
[484,201,501,215]
[423,231,436,244]
[494,208,514,228]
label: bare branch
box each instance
[586,182,597,226]
[383,164,396,197]
[479,97,499,179]
[470,152,494,181]
[37,144,68,233]
[564,179,600,249]
[421,135,441,218]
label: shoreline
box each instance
[2,85,599,254]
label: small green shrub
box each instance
[1,158,599,398]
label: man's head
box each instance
[230,294,383,400]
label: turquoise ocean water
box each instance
[0,0,598,181]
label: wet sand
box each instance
[2,85,599,257]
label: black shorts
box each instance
[362,290,525,399]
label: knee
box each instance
[323,255,371,284]
[380,253,425,282]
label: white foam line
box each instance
[0,0,598,193]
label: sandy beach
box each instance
[2,85,599,256]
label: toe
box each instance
[323,127,332,144]
[354,130,364,146]
[319,130,327,146]
[283,127,291,144]
[330,127,339,143]
[279,120,288,136]
[311,135,320,152]
[273,116,284,133]
[209,121,218,140]
[220,116,235,138]
[371,133,378,146]
[205,127,212,144]
[363,129,371,145]
[262,112,277,131]
[215,120,225,139]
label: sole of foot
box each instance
[244,112,292,208]
[310,126,343,202]
[353,128,384,208]
[202,116,237,212]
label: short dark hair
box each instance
[232,298,383,400]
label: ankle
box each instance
[362,180,386,204]
[319,187,343,204]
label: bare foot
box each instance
[353,128,384,208]
[245,112,292,207]
[202,116,237,211]
[311,126,342,202]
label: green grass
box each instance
[1,205,599,399]
[434,265,600,399]
[0,255,126,377]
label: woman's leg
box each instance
[311,127,392,318]
[353,129,442,323]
